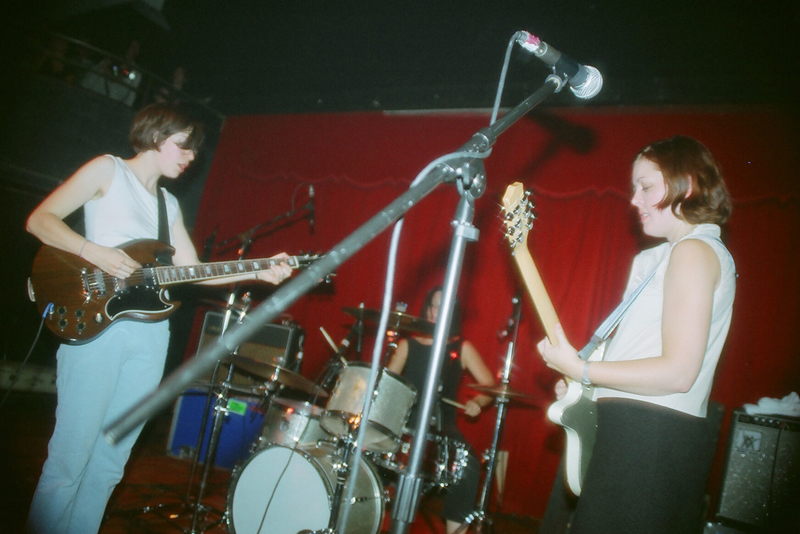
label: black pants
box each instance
[540,398,716,534]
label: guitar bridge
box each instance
[81,268,107,298]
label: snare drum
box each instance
[257,397,329,449]
[320,363,416,453]
[227,442,384,534]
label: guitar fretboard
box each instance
[154,258,289,285]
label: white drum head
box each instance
[229,446,330,534]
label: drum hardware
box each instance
[320,362,417,455]
[228,355,328,398]
[375,431,470,492]
[227,440,386,534]
[341,306,437,337]
[316,322,360,390]
[255,397,330,450]
[469,383,538,400]
[459,291,526,534]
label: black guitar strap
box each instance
[156,187,173,265]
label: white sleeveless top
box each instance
[593,224,736,417]
[83,155,180,247]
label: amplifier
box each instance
[716,409,800,531]
[196,311,305,388]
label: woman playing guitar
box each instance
[537,136,736,534]
[25,103,294,534]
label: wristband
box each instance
[78,239,89,259]
[581,361,592,386]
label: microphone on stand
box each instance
[308,185,315,235]
[516,30,603,99]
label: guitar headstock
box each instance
[291,253,324,268]
[501,182,535,253]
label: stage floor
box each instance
[0,391,539,533]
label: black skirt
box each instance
[569,398,715,534]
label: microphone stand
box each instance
[214,199,312,254]
[103,72,564,511]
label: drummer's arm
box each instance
[387,338,409,374]
[461,340,495,414]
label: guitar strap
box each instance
[156,187,173,266]
[577,267,658,360]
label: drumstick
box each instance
[442,397,468,410]
[319,327,348,365]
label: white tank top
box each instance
[593,224,736,417]
[83,155,180,247]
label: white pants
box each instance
[27,320,169,534]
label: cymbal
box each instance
[228,355,328,398]
[342,307,435,335]
[470,383,538,400]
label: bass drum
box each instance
[227,442,384,534]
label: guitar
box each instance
[501,182,599,497]
[27,239,320,344]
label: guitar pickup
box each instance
[141,266,159,289]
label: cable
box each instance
[0,303,54,411]
[490,31,524,126]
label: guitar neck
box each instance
[154,257,298,286]
[513,244,560,346]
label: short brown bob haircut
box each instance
[635,135,732,225]
[129,103,204,154]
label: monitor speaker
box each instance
[716,409,800,532]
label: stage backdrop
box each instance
[186,106,799,518]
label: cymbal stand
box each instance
[316,316,361,390]
[187,291,245,534]
[461,292,523,534]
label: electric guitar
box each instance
[27,239,320,344]
[501,182,599,497]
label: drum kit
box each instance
[178,303,534,534]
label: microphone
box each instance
[516,31,603,99]
[308,185,315,235]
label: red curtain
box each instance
[189,107,799,517]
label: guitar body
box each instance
[29,239,178,344]
[547,383,598,496]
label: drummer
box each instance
[387,286,495,534]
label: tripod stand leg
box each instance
[188,385,231,533]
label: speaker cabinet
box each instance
[196,311,305,388]
[716,409,800,531]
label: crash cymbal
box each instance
[469,383,537,400]
[228,355,328,397]
[342,307,435,335]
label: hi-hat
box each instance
[228,355,328,397]
[342,307,436,335]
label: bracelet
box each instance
[78,239,89,259]
[581,361,592,386]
